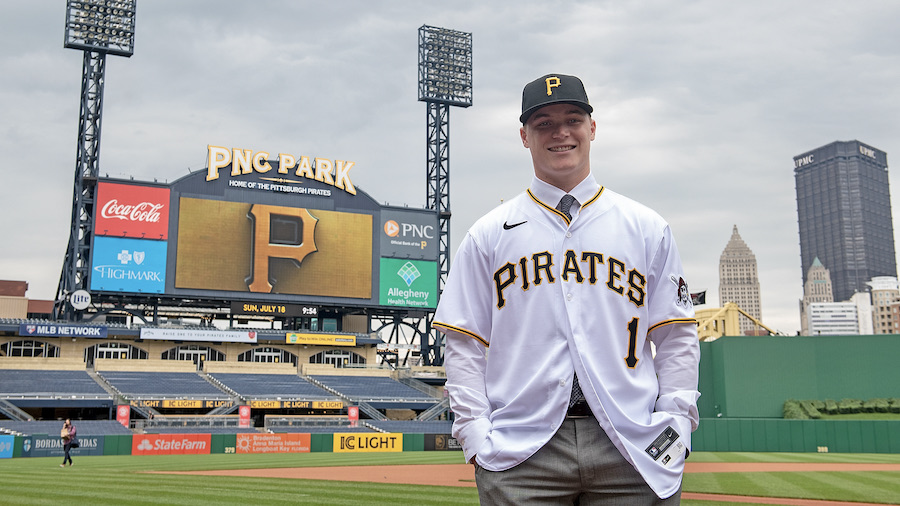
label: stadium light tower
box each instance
[54,0,136,321]
[418,25,472,365]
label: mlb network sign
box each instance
[18,323,107,338]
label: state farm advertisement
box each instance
[95,182,170,239]
[132,434,210,455]
[236,433,311,454]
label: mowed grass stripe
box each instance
[683,470,900,504]
[2,453,900,505]
[0,456,480,506]
[689,451,900,464]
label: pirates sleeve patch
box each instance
[670,275,692,308]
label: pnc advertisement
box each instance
[175,198,372,298]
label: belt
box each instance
[566,400,592,419]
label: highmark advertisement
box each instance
[378,258,437,308]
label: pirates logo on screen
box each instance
[245,205,318,292]
[174,198,373,298]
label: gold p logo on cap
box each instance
[545,77,561,96]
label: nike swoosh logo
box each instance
[503,220,527,230]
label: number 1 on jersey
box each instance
[625,317,639,368]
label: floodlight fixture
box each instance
[64,0,136,57]
[418,25,472,107]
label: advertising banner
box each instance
[18,323,108,338]
[131,400,233,409]
[27,435,104,457]
[380,210,438,261]
[424,434,463,451]
[236,433,311,454]
[132,434,211,455]
[90,236,167,293]
[116,405,130,427]
[239,405,251,428]
[175,198,372,298]
[248,400,343,409]
[139,328,257,344]
[285,333,356,346]
[333,433,402,453]
[95,182,170,239]
[379,258,438,308]
[0,435,13,459]
[347,406,359,427]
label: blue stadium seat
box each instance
[0,369,110,398]
[208,373,335,399]
[97,371,228,398]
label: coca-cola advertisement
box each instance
[95,182,170,239]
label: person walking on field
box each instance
[434,73,701,504]
[60,419,77,467]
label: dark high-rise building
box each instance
[794,140,896,302]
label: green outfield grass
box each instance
[0,452,897,505]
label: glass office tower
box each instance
[794,140,896,302]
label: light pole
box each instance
[417,25,472,365]
[55,0,136,321]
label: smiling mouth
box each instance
[549,146,575,152]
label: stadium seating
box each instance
[208,373,335,400]
[309,375,436,401]
[0,369,110,398]
[0,419,132,436]
[366,420,452,434]
[273,425,376,433]
[143,426,259,434]
[96,371,229,399]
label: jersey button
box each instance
[566,232,572,238]
[566,293,574,301]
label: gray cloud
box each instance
[3,1,900,335]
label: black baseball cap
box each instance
[520,74,593,124]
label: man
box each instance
[433,74,700,504]
[60,419,77,467]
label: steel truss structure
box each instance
[417,25,472,366]
[55,0,136,320]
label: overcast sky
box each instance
[3,1,900,334]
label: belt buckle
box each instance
[566,401,591,419]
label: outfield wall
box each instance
[6,432,461,459]
[5,420,899,457]
[693,418,900,453]
[699,335,900,418]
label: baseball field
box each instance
[1,451,898,505]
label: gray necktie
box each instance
[557,194,585,407]
[556,194,576,220]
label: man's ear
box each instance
[520,126,529,148]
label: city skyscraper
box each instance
[800,257,834,335]
[794,140,897,302]
[719,225,763,335]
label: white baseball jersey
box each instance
[434,173,700,499]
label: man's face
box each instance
[520,103,596,192]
